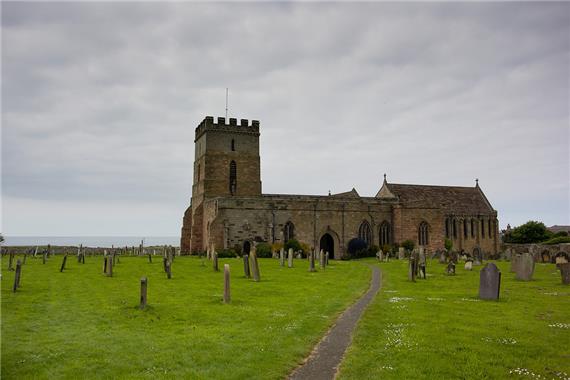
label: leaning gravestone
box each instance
[559,263,570,285]
[479,263,501,300]
[515,252,535,281]
[243,254,250,278]
[250,251,260,282]
[13,259,22,292]
[60,254,68,273]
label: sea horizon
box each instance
[2,236,180,248]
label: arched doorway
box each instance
[320,233,334,260]
[243,241,251,255]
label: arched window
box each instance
[229,160,237,195]
[358,221,372,246]
[452,219,457,239]
[379,221,391,246]
[418,222,429,246]
[231,139,235,151]
[283,221,295,242]
[481,219,485,238]
[445,218,450,239]
[471,219,475,238]
[464,219,468,239]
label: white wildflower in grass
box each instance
[271,311,287,318]
[543,292,559,296]
[548,323,569,329]
[383,323,418,351]
[482,337,517,345]
[381,365,394,371]
[388,297,414,303]
[384,290,398,293]
[427,297,444,301]
[460,298,480,302]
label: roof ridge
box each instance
[388,182,476,189]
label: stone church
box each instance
[180,116,499,258]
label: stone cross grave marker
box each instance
[243,254,250,278]
[223,264,231,303]
[479,263,501,300]
[515,252,535,281]
[140,277,148,309]
[559,263,570,285]
[60,254,68,273]
[13,259,22,293]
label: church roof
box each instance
[377,181,495,214]
[330,188,360,198]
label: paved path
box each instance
[288,267,382,380]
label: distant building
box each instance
[547,225,570,235]
[180,116,499,257]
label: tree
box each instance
[504,221,552,244]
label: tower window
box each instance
[464,220,468,239]
[418,222,429,246]
[481,219,485,238]
[445,218,450,239]
[229,160,237,195]
[358,220,372,246]
[452,219,457,239]
[231,139,235,151]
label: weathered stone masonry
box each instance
[181,116,499,258]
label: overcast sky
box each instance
[2,2,569,236]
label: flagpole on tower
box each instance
[225,88,228,119]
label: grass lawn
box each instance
[339,259,570,380]
[1,254,372,379]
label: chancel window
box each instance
[229,161,237,195]
[379,221,391,246]
[481,219,485,238]
[464,220,468,239]
[358,221,372,246]
[283,221,295,242]
[471,219,476,238]
[418,222,429,246]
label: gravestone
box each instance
[279,248,285,267]
[555,253,569,267]
[103,257,108,273]
[408,256,416,282]
[473,247,483,265]
[288,248,293,268]
[377,250,383,261]
[418,251,427,279]
[319,249,325,268]
[8,253,14,271]
[223,264,231,303]
[60,254,68,272]
[439,250,447,264]
[446,261,456,275]
[107,255,113,277]
[464,260,473,271]
[250,251,260,282]
[510,254,521,273]
[213,252,219,272]
[515,252,534,281]
[559,263,570,285]
[13,259,22,292]
[34,246,38,257]
[23,253,27,265]
[398,247,405,260]
[243,254,250,278]
[47,244,51,258]
[140,277,148,309]
[148,253,152,263]
[163,256,168,272]
[479,263,501,300]
[166,260,172,279]
[309,251,316,272]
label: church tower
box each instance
[181,116,262,253]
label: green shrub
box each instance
[444,238,453,251]
[401,239,415,252]
[216,248,238,258]
[541,236,570,245]
[284,239,302,253]
[255,243,273,258]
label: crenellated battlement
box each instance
[194,116,260,141]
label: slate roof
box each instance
[378,182,495,214]
[331,188,360,198]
